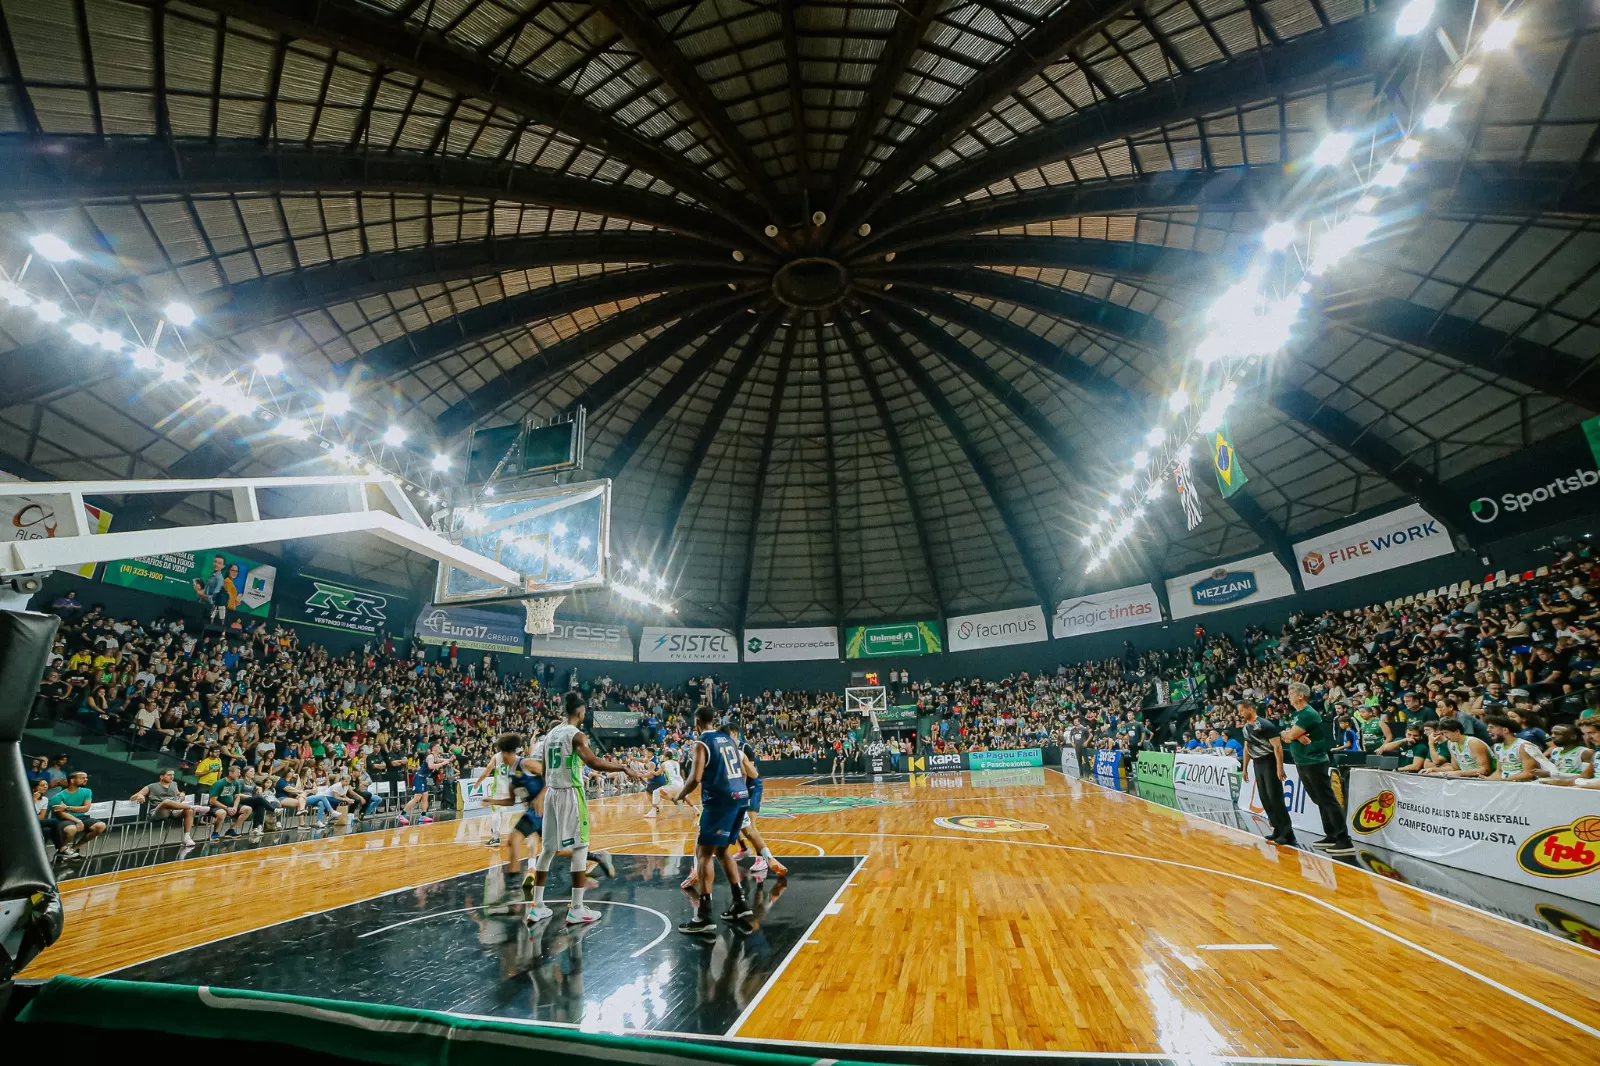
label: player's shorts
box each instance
[698,797,746,848]
[647,774,667,792]
[412,773,431,794]
[514,811,542,838]
[542,787,588,849]
[745,778,763,813]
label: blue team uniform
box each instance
[696,730,749,847]
[511,764,545,837]
[741,741,763,813]
[646,758,668,793]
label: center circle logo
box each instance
[1350,789,1396,835]
[935,815,1049,833]
[1469,496,1499,523]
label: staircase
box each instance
[23,717,192,796]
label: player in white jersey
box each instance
[527,692,647,926]
[646,749,691,816]
[1536,723,1596,785]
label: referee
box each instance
[1237,700,1294,846]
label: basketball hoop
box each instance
[522,594,564,636]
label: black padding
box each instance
[0,610,61,904]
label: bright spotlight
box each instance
[1311,131,1356,167]
[1146,427,1166,448]
[1372,162,1408,187]
[68,322,98,345]
[33,300,63,323]
[164,301,197,327]
[1132,451,1149,469]
[1394,0,1434,36]
[323,390,351,415]
[1168,389,1189,413]
[159,359,186,382]
[256,352,284,375]
[381,425,407,447]
[1261,221,1296,250]
[1117,474,1135,490]
[1455,65,1480,87]
[29,234,78,262]
[431,454,451,471]
[275,418,309,440]
[1397,138,1422,160]
[329,443,352,464]
[1482,18,1517,52]
[129,346,160,370]
[1421,103,1453,130]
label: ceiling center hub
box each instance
[772,257,850,309]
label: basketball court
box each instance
[23,767,1600,1065]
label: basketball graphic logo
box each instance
[1572,816,1600,843]
[935,815,1049,833]
[1350,789,1396,835]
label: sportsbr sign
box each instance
[1052,583,1162,639]
[639,625,738,663]
[1166,551,1293,619]
[742,625,839,662]
[1345,769,1600,904]
[947,605,1047,652]
[1442,421,1600,540]
[845,620,942,658]
[1293,503,1454,589]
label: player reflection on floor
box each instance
[462,861,789,1027]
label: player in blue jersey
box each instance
[724,723,787,877]
[674,706,750,934]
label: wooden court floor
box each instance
[25,768,1600,1064]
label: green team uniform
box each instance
[539,723,589,848]
[1549,746,1590,777]
[1285,706,1333,766]
[1447,738,1495,775]
[1358,716,1385,753]
[1495,739,1543,779]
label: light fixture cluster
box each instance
[0,234,458,502]
[613,557,675,613]
[1081,5,1521,573]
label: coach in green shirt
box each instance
[1279,682,1353,853]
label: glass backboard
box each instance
[433,479,610,604]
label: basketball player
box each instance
[646,746,693,817]
[1422,718,1495,778]
[1536,723,1596,784]
[526,692,646,926]
[1485,714,1551,781]
[725,723,787,877]
[674,706,751,934]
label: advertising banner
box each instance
[2,494,112,578]
[1442,422,1600,540]
[742,625,839,662]
[1052,584,1163,639]
[1293,503,1454,589]
[527,619,635,662]
[1236,759,1327,838]
[926,752,964,772]
[279,575,392,636]
[968,748,1043,770]
[413,604,525,654]
[845,620,942,658]
[104,549,276,617]
[1345,769,1600,904]
[947,605,1048,652]
[640,626,739,663]
[1172,751,1239,802]
[1135,750,1174,788]
[1093,749,1124,777]
[457,768,489,813]
[1060,748,1082,778]
[1166,551,1294,619]
[878,706,918,723]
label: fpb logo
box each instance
[1517,818,1600,878]
[1350,789,1396,835]
[934,815,1048,833]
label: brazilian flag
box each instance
[1211,422,1247,498]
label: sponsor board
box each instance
[1172,752,1239,802]
[1052,584,1163,639]
[412,604,526,654]
[968,767,1048,789]
[924,752,964,772]
[1166,551,1294,618]
[280,575,391,636]
[1135,750,1175,787]
[1236,759,1327,838]
[743,625,839,661]
[1093,749,1124,778]
[639,626,738,663]
[947,604,1048,652]
[105,549,276,617]
[968,748,1043,770]
[527,619,635,662]
[2,493,113,578]
[844,620,942,658]
[934,815,1049,833]
[1060,748,1083,778]
[457,767,490,813]
[1345,769,1600,904]
[1293,503,1454,589]
[1443,423,1600,539]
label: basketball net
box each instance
[522,594,564,636]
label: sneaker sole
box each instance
[677,925,717,935]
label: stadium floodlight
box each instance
[1394,0,1433,36]
[430,454,451,471]
[1167,388,1189,413]
[323,390,351,415]
[29,234,78,262]
[1118,474,1135,490]
[1311,214,1380,274]
[1482,18,1517,51]
[1132,450,1148,469]
[622,560,633,572]
[67,322,98,345]
[1421,103,1453,130]
[256,352,284,375]
[1311,131,1356,167]
[1455,65,1480,87]
[275,417,309,440]
[96,329,124,353]
[129,346,160,370]
[1372,162,1408,187]
[553,522,568,537]
[578,536,591,549]
[328,443,352,464]
[33,299,64,323]
[1146,427,1166,448]
[159,359,185,382]
[1261,222,1296,251]
[381,425,407,447]
[1397,138,1422,160]
[164,301,197,327]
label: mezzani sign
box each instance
[1191,569,1257,607]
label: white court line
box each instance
[724,854,864,1037]
[1052,765,1600,959]
[801,828,1600,1043]
[1196,944,1279,951]
[358,899,673,959]
[768,837,826,855]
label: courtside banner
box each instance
[527,619,634,662]
[1166,551,1294,619]
[413,604,525,654]
[640,626,739,663]
[1172,752,1238,802]
[1345,769,1600,904]
[1093,749,1123,777]
[742,625,839,662]
[2,492,112,578]
[1236,760,1326,838]
[1052,584,1162,639]
[968,748,1042,770]
[948,604,1048,652]
[1293,503,1454,589]
[1135,750,1174,787]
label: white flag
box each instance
[1175,453,1203,531]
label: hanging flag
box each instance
[1211,422,1248,498]
[1174,453,1203,530]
